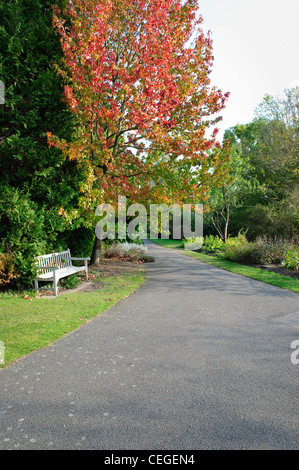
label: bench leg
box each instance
[84,260,88,281]
[53,271,58,296]
[34,280,39,291]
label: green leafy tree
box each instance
[204,146,260,241]
[0,0,83,286]
[221,88,299,239]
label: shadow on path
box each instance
[0,239,298,450]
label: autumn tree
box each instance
[49,0,230,263]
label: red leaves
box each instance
[48,0,230,211]
[64,86,79,110]
[163,119,177,129]
[23,295,32,301]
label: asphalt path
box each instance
[0,240,299,450]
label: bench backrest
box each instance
[35,249,72,274]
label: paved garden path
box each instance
[0,240,299,450]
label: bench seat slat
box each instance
[37,266,85,280]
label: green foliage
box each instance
[59,227,95,258]
[204,149,260,241]
[201,235,225,253]
[182,236,203,250]
[115,232,144,246]
[282,249,299,271]
[0,0,86,287]
[0,0,73,187]
[222,233,254,264]
[59,273,80,290]
[219,88,299,240]
[251,236,294,265]
[222,233,299,269]
[0,186,48,286]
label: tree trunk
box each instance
[91,236,102,266]
[212,216,224,242]
[224,206,230,242]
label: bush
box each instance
[251,236,286,264]
[103,244,125,259]
[140,255,155,263]
[116,237,144,246]
[103,243,148,261]
[223,233,255,264]
[250,236,299,265]
[127,246,148,261]
[118,242,147,253]
[202,235,225,253]
[0,187,48,287]
[183,236,203,250]
[222,234,299,268]
[0,253,20,288]
[282,249,299,271]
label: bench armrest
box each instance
[71,257,90,261]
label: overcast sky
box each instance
[198,0,299,139]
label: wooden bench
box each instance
[34,249,90,296]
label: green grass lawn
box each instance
[0,270,145,368]
[149,238,299,294]
[148,238,184,249]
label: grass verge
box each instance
[148,239,184,249]
[0,270,145,368]
[149,238,299,294]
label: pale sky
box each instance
[198,0,299,139]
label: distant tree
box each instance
[221,88,299,239]
[204,146,259,241]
